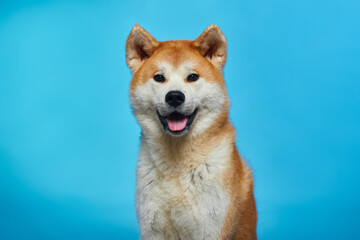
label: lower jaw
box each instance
[166,127,189,136]
[157,109,198,137]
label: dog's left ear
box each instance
[194,25,227,69]
[126,24,159,73]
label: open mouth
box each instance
[157,109,198,135]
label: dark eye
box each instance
[187,73,199,82]
[154,74,165,83]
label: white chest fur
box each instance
[135,138,231,240]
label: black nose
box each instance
[165,91,185,108]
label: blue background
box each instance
[1,0,359,239]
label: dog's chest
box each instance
[136,151,230,240]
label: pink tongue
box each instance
[167,118,188,131]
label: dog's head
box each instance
[126,25,228,138]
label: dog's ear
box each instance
[194,25,227,69]
[126,24,159,72]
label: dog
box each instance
[126,24,257,240]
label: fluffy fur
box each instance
[126,24,257,240]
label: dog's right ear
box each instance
[126,24,159,73]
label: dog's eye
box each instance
[187,74,199,82]
[154,74,165,83]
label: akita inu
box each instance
[126,24,257,240]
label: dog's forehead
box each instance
[157,62,193,76]
[152,41,202,70]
